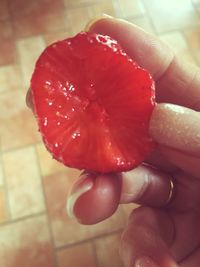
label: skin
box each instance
[27,18,200,267]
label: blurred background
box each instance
[0,0,200,266]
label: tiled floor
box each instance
[0,0,200,266]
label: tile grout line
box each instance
[55,228,123,251]
[186,0,200,66]
[113,0,151,21]
[141,0,200,36]
[180,29,199,66]
[157,24,200,35]
[63,0,102,10]
[191,0,200,16]
[14,38,28,94]
[0,150,12,222]
[141,0,158,35]
[1,143,69,180]
[123,13,151,21]
[112,0,123,18]
[33,144,59,267]
[15,34,45,90]
[0,210,46,227]
[1,141,42,155]
[34,143,69,177]
[6,0,20,66]
[0,0,10,22]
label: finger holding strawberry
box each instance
[27,17,200,267]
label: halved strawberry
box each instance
[31,32,155,173]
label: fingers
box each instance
[150,103,200,157]
[26,88,34,110]
[169,207,200,261]
[88,17,200,110]
[121,196,200,267]
[88,17,174,81]
[120,165,173,207]
[120,206,177,267]
[145,148,178,173]
[156,56,200,111]
[160,146,200,179]
[67,165,175,224]
[67,173,121,224]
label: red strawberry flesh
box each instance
[31,32,155,173]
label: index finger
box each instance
[88,17,200,110]
[67,165,174,225]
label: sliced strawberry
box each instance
[31,32,155,173]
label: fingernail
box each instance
[26,88,33,109]
[149,103,200,156]
[135,256,159,267]
[84,14,114,31]
[66,177,93,218]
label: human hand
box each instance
[66,18,200,267]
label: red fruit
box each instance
[31,32,155,173]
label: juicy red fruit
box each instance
[31,32,155,173]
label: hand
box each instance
[66,18,200,267]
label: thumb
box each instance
[149,103,200,157]
[120,206,178,267]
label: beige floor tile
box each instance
[0,215,56,267]
[0,90,41,151]
[64,0,101,8]
[0,65,23,93]
[117,0,145,18]
[65,6,95,35]
[184,28,200,66]
[143,0,200,33]
[64,1,117,35]
[44,31,72,46]
[173,49,197,65]
[192,0,200,8]
[8,0,38,18]
[2,146,45,219]
[0,20,15,66]
[94,232,124,267]
[0,0,10,20]
[0,20,13,39]
[92,1,117,17]
[10,0,66,38]
[159,31,196,64]
[57,242,96,267]
[0,187,8,223]
[0,161,4,186]
[12,11,66,39]
[129,16,155,34]
[65,1,118,34]
[197,6,200,14]
[184,28,200,49]
[192,0,200,13]
[0,39,16,66]
[121,203,139,222]
[36,143,66,176]
[43,171,125,247]
[17,36,46,87]
[193,51,200,66]
[160,31,188,53]
[8,0,63,18]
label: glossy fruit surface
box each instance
[31,32,155,173]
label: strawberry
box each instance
[30,32,155,173]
